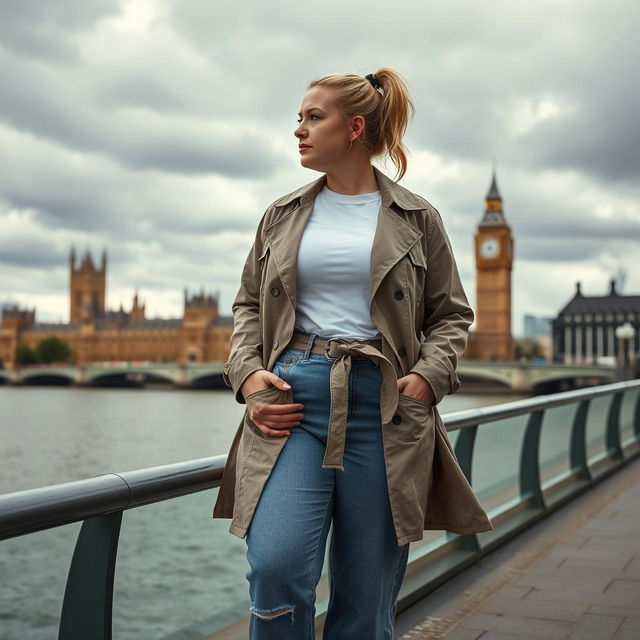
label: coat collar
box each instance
[271,166,428,212]
[264,166,424,319]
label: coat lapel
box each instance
[264,174,324,313]
[368,201,423,304]
[264,166,425,314]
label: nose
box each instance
[294,122,306,140]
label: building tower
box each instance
[130,289,146,321]
[69,247,107,323]
[473,165,514,361]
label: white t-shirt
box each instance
[295,185,383,340]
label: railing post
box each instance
[454,423,478,486]
[58,512,123,640]
[605,392,624,460]
[454,424,481,551]
[519,409,546,508]
[570,399,592,480]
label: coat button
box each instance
[392,414,402,425]
[273,339,279,349]
[394,290,404,300]
[398,346,407,357]
[270,287,280,297]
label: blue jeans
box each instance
[245,332,410,640]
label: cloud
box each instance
[0,0,120,62]
[0,49,284,178]
[0,0,638,333]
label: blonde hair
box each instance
[308,68,415,181]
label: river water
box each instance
[1,383,634,639]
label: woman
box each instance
[213,68,493,639]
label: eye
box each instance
[296,114,320,123]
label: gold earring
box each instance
[347,138,354,153]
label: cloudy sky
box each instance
[0,0,638,336]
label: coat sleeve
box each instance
[222,210,270,404]
[409,208,475,405]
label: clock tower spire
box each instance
[481,161,507,226]
[471,164,515,361]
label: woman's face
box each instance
[294,85,353,172]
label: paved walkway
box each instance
[397,456,640,640]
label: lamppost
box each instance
[615,321,635,380]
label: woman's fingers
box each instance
[254,423,292,437]
[254,414,302,437]
[249,401,304,436]
[252,402,303,423]
[257,413,303,428]
[263,402,305,413]
[261,411,304,424]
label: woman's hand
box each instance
[241,370,304,438]
[397,373,435,405]
[241,369,290,398]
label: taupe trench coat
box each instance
[212,166,493,546]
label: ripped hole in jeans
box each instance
[249,604,296,624]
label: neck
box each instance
[325,158,378,195]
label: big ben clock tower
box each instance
[473,166,514,361]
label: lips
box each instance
[299,144,312,150]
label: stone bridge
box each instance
[0,360,616,391]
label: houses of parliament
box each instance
[0,248,233,368]
[1,169,518,368]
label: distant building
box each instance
[0,248,233,368]
[552,279,640,364]
[514,316,552,362]
[524,314,553,338]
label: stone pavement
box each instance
[396,457,640,640]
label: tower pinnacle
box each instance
[480,162,508,227]
[486,160,501,200]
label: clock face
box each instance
[480,237,499,259]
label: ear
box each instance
[350,115,366,141]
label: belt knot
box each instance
[324,338,355,360]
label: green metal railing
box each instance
[1,380,639,638]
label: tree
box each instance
[34,336,72,364]
[15,343,37,365]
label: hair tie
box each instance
[365,73,383,93]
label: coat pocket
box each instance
[233,384,292,533]
[397,392,435,439]
[245,384,294,440]
[386,392,437,535]
[399,391,432,408]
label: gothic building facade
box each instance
[0,248,233,367]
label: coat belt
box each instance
[287,330,400,470]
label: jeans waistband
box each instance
[286,330,398,471]
[288,330,383,360]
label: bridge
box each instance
[0,362,225,387]
[0,360,616,391]
[1,379,638,639]
[457,360,616,392]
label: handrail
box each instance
[0,455,227,541]
[440,379,640,428]
[1,379,639,639]
[2,380,638,542]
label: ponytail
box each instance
[308,67,415,180]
